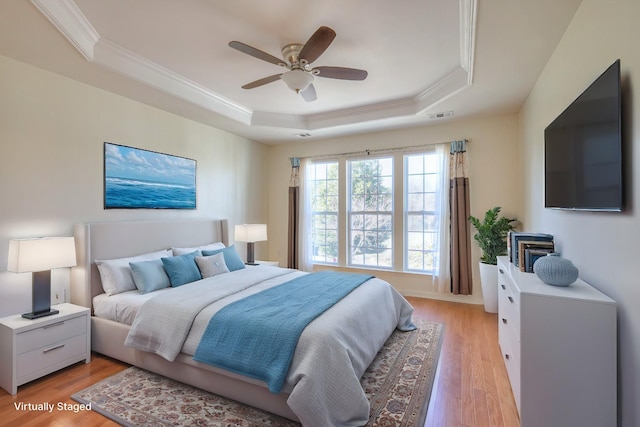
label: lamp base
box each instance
[24,270,56,321]
[246,242,256,265]
[22,308,59,320]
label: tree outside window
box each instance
[308,162,339,263]
[348,157,393,268]
[305,149,443,274]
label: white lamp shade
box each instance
[234,224,268,243]
[281,70,314,93]
[7,237,77,273]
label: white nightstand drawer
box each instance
[17,315,86,354]
[17,333,87,379]
[0,303,91,395]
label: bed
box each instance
[70,219,416,426]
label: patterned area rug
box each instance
[72,319,443,426]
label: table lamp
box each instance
[7,236,77,319]
[234,224,267,265]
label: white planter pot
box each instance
[478,262,498,313]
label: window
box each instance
[305,148,444,274]
[307,162,339,264]
[348,157,393,268]
[405,153,442,273]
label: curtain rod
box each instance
[292,139,469,162]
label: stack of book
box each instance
[508,232,555,273]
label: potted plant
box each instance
[469,207,517,313]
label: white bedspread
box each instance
[125,266,415,427]
[93,289,172,325]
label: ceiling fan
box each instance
[228,26,368,102]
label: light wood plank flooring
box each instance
[0,297,519,426]
[411,297,520,427]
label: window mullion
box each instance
[393,154,404,271]
[338,158,348,266]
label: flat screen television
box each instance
[544,59,622,211]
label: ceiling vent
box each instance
[428,110,454,119]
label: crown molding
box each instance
[94,39,252,124]
[460,0,477,83]
[416,66,470,114]
[32,0,477,134]
[31,0,99,60]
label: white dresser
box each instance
[497,256,616,427]
[0,303,91,395]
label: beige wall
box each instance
[267,114,521,304]
[520,1,640,425]
[0,55,269,317]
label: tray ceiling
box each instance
[1,0,583,143]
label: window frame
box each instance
[403,151,441,274]
[346,156,394,270]
[305,148,444,275]
[307,161,340,265]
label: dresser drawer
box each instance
[17,333,87,380]
[502,340,521,411]
[499,266,520,302]
[17,315,87,354]
[498,281,520,334]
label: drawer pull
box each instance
[499,269,504,274]
[501,284,506,290]
[508,296,514,303]
[505,354,510,360]
[43,321,65,329]
[502,318,507,324]
[43,344,65,353]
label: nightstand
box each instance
[254,260,280,267]
[0,303,91,395]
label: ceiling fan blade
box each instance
[314,66,368,81]
[229,41,285,66]
[241,74,282,89]
[301,84,317,102]
[299,26,336,64]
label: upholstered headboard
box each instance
[70,219,229,309]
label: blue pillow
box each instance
[161,251,202,287]
[130,259,171,293]
[202,245,246,272]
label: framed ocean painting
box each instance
[104,142,196,209]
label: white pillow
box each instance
[172,242,225,256]
[195,252,230,278]
[96,249,172,295]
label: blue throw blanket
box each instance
[193,271,373,393]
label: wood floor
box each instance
[412,298,520,427]
[0,297,519,427]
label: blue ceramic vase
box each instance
[533,253,579,287]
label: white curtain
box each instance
[433,143,451,293]
[298,158,314,272]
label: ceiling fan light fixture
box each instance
[281,70,314,93]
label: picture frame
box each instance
[104,142,197,209]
